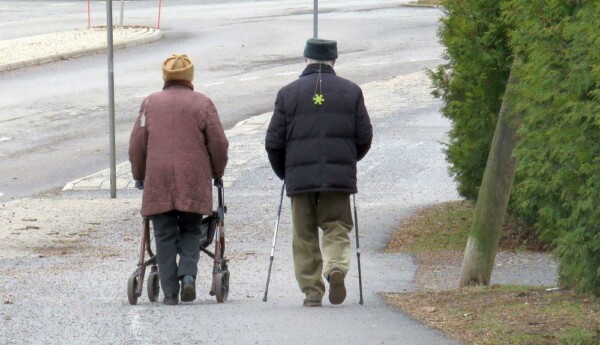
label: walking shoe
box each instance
[180,275,196,302]
[328,269,346,305]
[303,299,322,307]
[163,294,179,305]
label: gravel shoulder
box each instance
[414,250,558,291]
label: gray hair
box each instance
[306,58,334,67]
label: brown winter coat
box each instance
[129,82,229,216]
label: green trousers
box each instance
[291,192,353,301]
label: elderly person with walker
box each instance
[129,54,229,305]
[265,39,373,307]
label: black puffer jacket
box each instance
[265,64,372,195]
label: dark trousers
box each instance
[150,210,203,296]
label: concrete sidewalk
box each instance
[0,26,161,72]
[1,70,467,344]
[61,113,270,192]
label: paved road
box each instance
[0,0,443,202]
[0,70,463,345]
[0,3,469,344]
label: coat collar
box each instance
[300,63,336,77]
[163,79,194,90]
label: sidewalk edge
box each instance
[0,28,162,73]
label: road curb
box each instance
[402,3,441,9]
[0,26,161,73]
[62,112,272,192]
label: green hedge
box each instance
[432,0,600,295]
[506,0,600,296]
[429,0,512,200]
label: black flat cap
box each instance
[303,38,338,60]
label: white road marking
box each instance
[408,58,439,62]
[360,62,389,66]
[275,72,297,76]
[202,82,225,87]
[239,76,260,81]
[0,137,12,142]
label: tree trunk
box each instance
[458,63,522,288]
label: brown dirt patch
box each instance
[382,201,593,345]
[386,200,548,254]
[383,287,600,345]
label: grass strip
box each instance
[383,286,599,345]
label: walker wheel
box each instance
[215,271,229,303]
[127,273,139,305]
[147,272,160,302]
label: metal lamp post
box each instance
[313,0,318,38]
[119,0,125,26]
[106,0,117,198]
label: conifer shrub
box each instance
[429,0,512,200]
[505,0,600,296]
[432,0,599,296]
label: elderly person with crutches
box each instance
[129,54,229,305]
[265,39,373,307]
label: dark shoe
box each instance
[328,269,346,305]
[180,275,196,302]
[163,294,179,305]
[303,299,322,307]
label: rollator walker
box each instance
[127,178,230,305]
